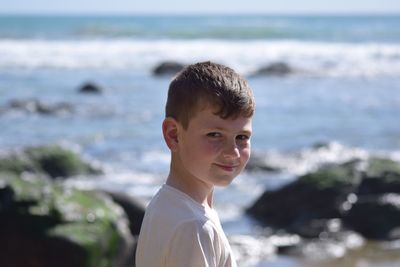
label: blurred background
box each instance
[1,1,400,267]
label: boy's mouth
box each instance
[214,163,239,172]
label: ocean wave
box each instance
[249,141,400,176]
[1,39,400,77]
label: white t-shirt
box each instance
[136,184,237,267]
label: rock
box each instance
[25,145,102,178]
[0,180,14,212]
[103,191,145,236]
[0,172,134,267]
[344,193,400,240]
[10,98,37,112]
[0,225,88,267]
[0,145,102,179]
[357,174,400,195]
[247,157,400,241]
[291,218,343,239]
[245,154,282,172]
[356,158,400,195]
[152,61,185,76]
[102,191,145,267]
[79,82,103,94]
[246,164,361,236]
[9,98,74,115]
[0,153,32,177]
[252,62,293,76]
[366,157,400,177]
[297,163,361,190]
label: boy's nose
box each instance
[222,141,240,159]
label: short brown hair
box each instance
[166,61,255,129]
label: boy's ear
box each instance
[162,117,179,151]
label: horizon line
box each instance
[0,11,399,16]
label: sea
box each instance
[1,14,400,266]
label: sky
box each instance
[0,0,400,15]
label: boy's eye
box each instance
[207,132,222,138]
[236,134,250,141]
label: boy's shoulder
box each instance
[145,184,223,240]
[144,184,222,232]
[147,184,209,221]
[138,184,235,266]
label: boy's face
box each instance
[175,105,252,188]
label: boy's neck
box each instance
[166,170,214,209]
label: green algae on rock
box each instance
[0,145,102,179]
[0,172,133,267]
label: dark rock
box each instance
[0,173,134,267]
[37,102,73,115]
[247,157,400,241]
[246,164,361,236]
[102,191,145,267]
[103,190,145,236]
[252,62,293,76]
[0,180,14,212]
[344,193,400,240]
[245,154,282,172]
[0,145,102,179]
[152,61,185,76]
[79,82,103,94]
[247,181,351,235]
[0,224,87,267]
[312,141,331,149]
[357,158,400,195]
[291,218,343,239]
[9,98,74,115]
[357,174,400,195]
[10,98,37,112]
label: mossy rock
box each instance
[356,158,400,195]
[366,157,400,178]
[0,173,133,267]
[0,153,34,175]
[247,163,361,234]
[298,164,361,190]
[247,157,400,240]
[0,145,102,178]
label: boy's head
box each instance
[163,61,255,189]
[166,61,255,129]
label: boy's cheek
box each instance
[203,141,223,154]
[242,147,251,163]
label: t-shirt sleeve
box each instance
[166,220,218,267]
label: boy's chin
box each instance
[214,177,236,187]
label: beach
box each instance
[1,14,400,266]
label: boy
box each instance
[136,61,255,267]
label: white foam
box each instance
[257,141,370,176]
[1,39,400,77]
[229,235,276,266]
[64,171,163,200]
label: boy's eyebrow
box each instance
[239,130,253,136]
[208,126,252,135]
